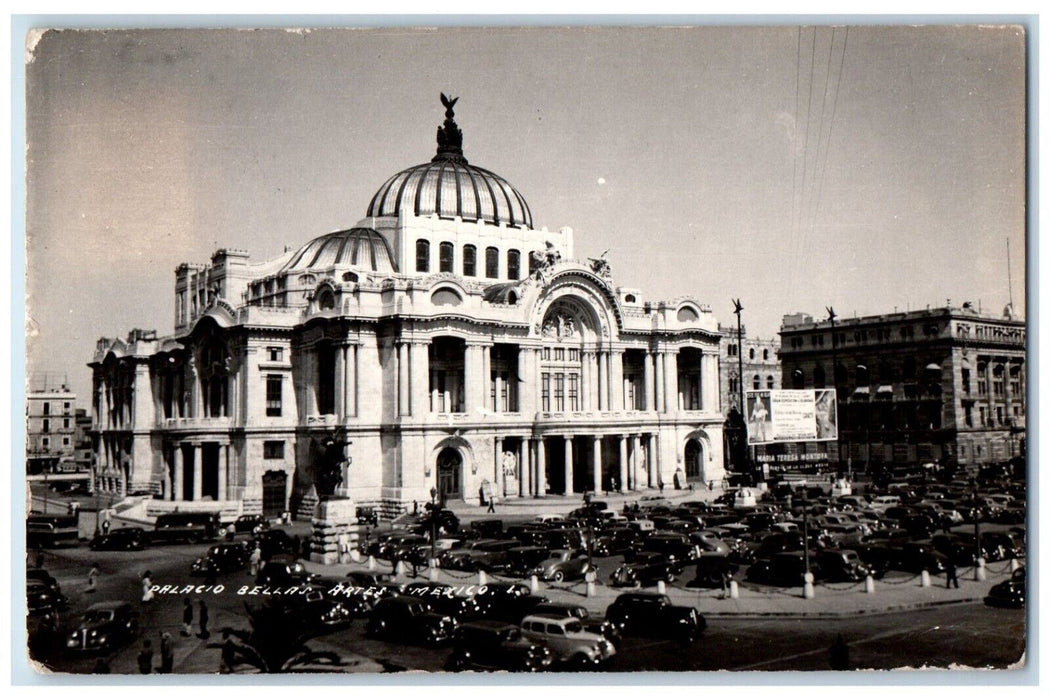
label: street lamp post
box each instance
[971,477,982,563]
[827,306,847,478]
[732,299,748,480]
[429,486,438,566]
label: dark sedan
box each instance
[65,602,139,652]
[366,596,459,646]
[191,542,252,576]
[90,527,148,551]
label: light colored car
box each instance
[520,615,616,667]
[868,495,901,512]
[533,549,594,582]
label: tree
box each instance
[225,599,342,673]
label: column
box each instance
[592,436,602,493]
[464,345,477,414]
[518,440,526,497]
[631,434,641,490]
[192,444,203,501]
[495,437,504,497]
[494,371,503,414]
[334,344,345,417]
[619,435,628,493]
[519,347,536,416]
[597,352,608,411]
[654,352,665,413]
[482,346,492,411]
[398,342,410,416]
[173,444,183,501]
[306,350,319,417]
[644,352,655,411]
[410,342,430,417]
[663,351,678,413]
[536,437,546,496]
[240,347,253,424]
[218,443,228,501]
[346,344,358,417]
[647,434,657,487]
[611,351,625,411]
[563,436,574,495]
[580,351,590,411]
[525,440,534,496]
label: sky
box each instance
[24,25,1027,403]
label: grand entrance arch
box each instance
[262,470,287,517]
[684,439,704,484]
[436,447,463,500]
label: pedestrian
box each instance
[101,518,111,535]
[85,562,100,593]
[158,632,174,673]
[658,480,664,494]
[611,476,619,494]
[198,600,210,639]
[301,536,312,559]
[339,538,350,565]
[249,545,262,577]
[487,495,496,513]
[391,553,401,578]
[708,480,714,491]
[413,500,419,515]
[220,630,237,674]
[410,553,419,579]
[137,640,153,674]
[945,559,960,589]
[34,548,44,569]
[828,634,850,670]
[181,597,193,637]
[204,558,218,586]
[141,571,155,603]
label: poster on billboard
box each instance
[746,389,838,445]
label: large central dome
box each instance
[366,95,533,229]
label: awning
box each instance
[853,387,870,395]
[925,363,941,371]
[876,385,894,394]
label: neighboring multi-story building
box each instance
[73,408,94,472]
[718,323,781,414]
[26,386,77,474]
[778,304,1026,471]
[89,97,726,518]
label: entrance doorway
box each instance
[685,439,704,483]
[262,470,287,517]
[436,448,463,500]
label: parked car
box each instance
[473,584,549,623]
[533,549,595,583]
[530,602,621,645]
[591,528,637,557]
[817,549,873,582]
[191,542,252,576]
[470,519,505,538]
[65,601,139,652]
[604,592,706,644]
[746,551,820,587]
[355,506,379,527]
[412,508,460,535]
[366,596,459,646]
[253,528,298,559]
[984,567,1025,609]
[90,527,147,551]
[445,621,554,672]
[611,551,680,588]
[520,615,616,668]
[233,514,270,534]
[632,532,699,567]
[255,555,314,587]
[150,512,222,544]
[27,580,69,615]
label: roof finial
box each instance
[434,93,467,164]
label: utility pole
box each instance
[732,299,748,480]
[827,306,847,478]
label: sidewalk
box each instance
[305,556,1019,620]
[449,484,722,520]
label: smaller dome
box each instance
[281,228,397,274]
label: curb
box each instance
[699,596,984,619]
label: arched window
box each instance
[316,288,336,310]
[439,242,454,273]
[415,239,430,272]
[463,245,477,277]
[749,348,756,360]
[507,249,521,280]
[485,247,499,279]
[763,349,769,361]
[753,374,761,390]
[677,306,699,322]
[766,375,775,389]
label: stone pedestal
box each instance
[310,496,358,565]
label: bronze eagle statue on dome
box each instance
[441,93,458,119]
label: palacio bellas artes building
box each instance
[89,97,725,519]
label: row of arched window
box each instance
[416,240,537,280]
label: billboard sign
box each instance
[746,389,838,445]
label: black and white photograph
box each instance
[20,22,1028,677]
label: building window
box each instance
[42,419,50,433]
[977,363,988,396]
[268,347,283,362]
[1009,365,1022,397]
[507,249,521,280]
[541,373,551,412]
[266,375,283,417]
[42,437,50,449]
[965,405,973,427]
[961,368,971,394]
[543,348,551,361]
[568,374,579,411]
[63,418,70,429]
[416,239,430,272]
[767,375,775,389]
[728,344,737,357]
[729,377,738,394]
[763,349,769,361]
[554,373,565,412]
[463,245,477,277]
[64,402,71,413]
[62,436,71,447]
[439,242,454,273]
[528,251,541,276]
[568,349,579,362]
[263,441,285,459]
[992,365,1005,398]
[42,402,50,416]
[554,348,565,361]
[485,247,499,278]
[749,348,756,360]
[753,375,761,390]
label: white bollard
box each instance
[657,580,666,594]
[865,575,875,594]
[367,555,376,571]
[920,570,931,587]
[729,580,739,599]
[394,560,405,577]
[976,557,987,582]
[529,575,540,593]
[1010,558,1020,573]
[429,566,440,582]
[478,570,488,586]
[586,581,597,597]
[803,572,815,599]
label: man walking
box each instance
[159,632,174,673]
[181,598,194,637]
[137,640,153,674]
[198,600,210,639]
[945,559,960,589]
